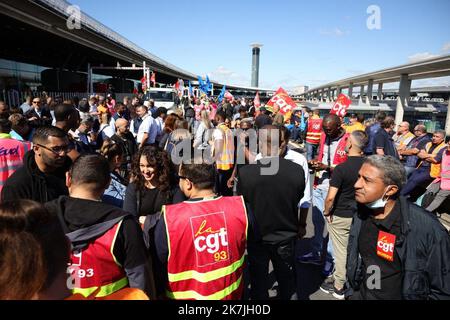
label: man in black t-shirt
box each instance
[374,116,398,159]
[320,130,368,299]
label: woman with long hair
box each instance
[100,138,127,208]
[158,113,181,150]
[123,146,184,297]
[193,109,212,150]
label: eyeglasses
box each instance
[178,175,188,180]
[35,143,71,155]
[32,101,41,104]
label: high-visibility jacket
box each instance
[394,131,415,149]
[0,135,31,194]
[345,122,365,134]
[163,196,248,300]
[215,124,235,171]
[419,142,446,178]
[433,150,450,191]
[68,220,128,298]
[305,118,323,145]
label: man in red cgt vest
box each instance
[154,162,249,300]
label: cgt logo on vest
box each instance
[376,231,396,262]
[190,212,230,267]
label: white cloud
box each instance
[208,66,250,87]
[319,28,347,37]
[442,42,450,53]
[408,52,439,62]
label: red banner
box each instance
[150,72,156,87]
[224,91,234,101]
[331,94,352,117]
[254,91,261,108]
[266,87,297,122]
[141,76,147,93]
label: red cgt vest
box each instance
[306,118,323,145]
[68,220,128,298]
[317,132,349,167]
[163,196,248,300]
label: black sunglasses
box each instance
[35,143,71,155]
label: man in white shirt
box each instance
[134,105,157,146]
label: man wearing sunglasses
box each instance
[24,97,52,127]
[2,126,72,203]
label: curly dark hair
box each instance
[132,146,172,194]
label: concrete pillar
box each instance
[348,83,353,98]
[445,99,450,137]
[359,85,364,105]
[337,86,342,96]
[399,74,412,107]
[395,74,412,128]
[251,44,263,87]
[377,83,383,100]
[367,79,374,101]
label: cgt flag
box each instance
[224,91,234,102]
[331,94,352,117]
[150,72,156,87]
[265,87,297,122]
[141,76,148,93]
[254,91,261,108]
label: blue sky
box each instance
[72,0,450,90]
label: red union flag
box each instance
[141,76,147,93]
[150,72,156,87]
[331,94,352,117]
[266,87,297,122]
[224,91,234,101]
[254,91,261,108]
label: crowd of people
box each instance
[0,92,449,300]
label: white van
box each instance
[144,88,176,110]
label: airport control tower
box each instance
[251,43,263,87]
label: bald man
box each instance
[394,121,415,152]
[111,118,137,180]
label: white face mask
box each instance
[365,186,392,209]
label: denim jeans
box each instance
[404,166,415,179]
[247,240,297,300]
[309,187,334,264]
[400,166,432,201]
[306,143,319,161]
